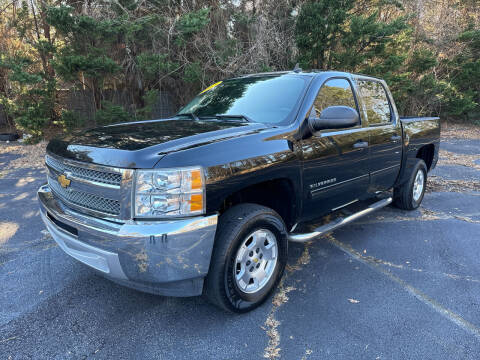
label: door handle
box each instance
[353,141,368,149]
[391,135,401,142]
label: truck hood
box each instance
[47,118,270,168]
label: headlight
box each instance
[134,167,205,218]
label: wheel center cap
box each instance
[253,258,259,263]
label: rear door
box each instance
[300,77,370,221]
[355,79,402,192]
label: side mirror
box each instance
[309,106,359,132]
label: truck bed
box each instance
[400,116,440,123]
[396,116,441,186]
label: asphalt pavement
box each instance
[1,135,479,359]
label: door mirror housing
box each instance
[308,106,359,132]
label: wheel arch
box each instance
[416,144,435,171]
[215,178,299,231]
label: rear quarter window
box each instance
[357,80,391,125]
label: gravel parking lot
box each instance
[1,126,479,359]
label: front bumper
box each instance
[38,184,218,296]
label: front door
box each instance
[355,79,402,192]
[300,78,370,221]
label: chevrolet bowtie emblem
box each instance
[57,174,71,188]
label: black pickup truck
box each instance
[38,70,440,312]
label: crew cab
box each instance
[38,70,440,312]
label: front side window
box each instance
[357,80,391,125]
[178,75,308,125]
[312,78,358,118]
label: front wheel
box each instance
[205,204,288,313]
[393,159,427,210]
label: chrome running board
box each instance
[288,197,392,243]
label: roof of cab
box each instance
[231,70,384,82]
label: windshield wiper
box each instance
[176,112,200,121]
[214,114,255,123]
[177,113,255,123]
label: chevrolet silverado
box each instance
[38,70,440,312]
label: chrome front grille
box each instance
[48,176,121,215]
[45,155,134,219]
[46,155,122,186]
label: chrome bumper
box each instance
[38,184,218,296]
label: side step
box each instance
[288,197,393,243]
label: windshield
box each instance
[178,74,308,125]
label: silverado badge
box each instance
[57,174,71,188]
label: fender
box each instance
[156,127,303,224]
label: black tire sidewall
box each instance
[225,216,287,305]
[206,204,288,313]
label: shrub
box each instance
[59,110,86,131]
[95,101,131,125]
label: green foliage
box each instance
[59,110,86,131]
[296,1,409,72]
[175,8,210,46]
[124,15,164,45]
[46,6,126,40]
[214,38,238,66]
[232,12,256,27]
[46,5,123,111]
[1,56,42,84]
[335,13,409,71]
[0,55,55,138]
[183,62,203,83]
[296,0,354,68]
[10,1,31,39]
[177,8,210,36]
[388,46,442,116]
[15,105,50,139]
[408,49,438,73]
[457,28,480,54]
[445,28,480,117]
[135,90,159,120]
[439,82,477,117]
[260,64,274,73]
[95,101,130,125]
[54,49,120,81]
[294,0,480,119]
[1,0,479,139]
[136,53,177,82]
[0,97,16,120]
[35,40,57,58]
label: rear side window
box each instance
[357,80,391,125]
[312,78,357,118]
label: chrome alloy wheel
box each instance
[412,169,425,202]
[234,229,278,294]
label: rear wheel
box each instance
[205,204,288,313]
[393,159,427,210]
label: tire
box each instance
[393,159,427,210]
[205,203,288,313]
[0,133,19,141]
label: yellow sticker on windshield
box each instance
[200,81,222,94]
